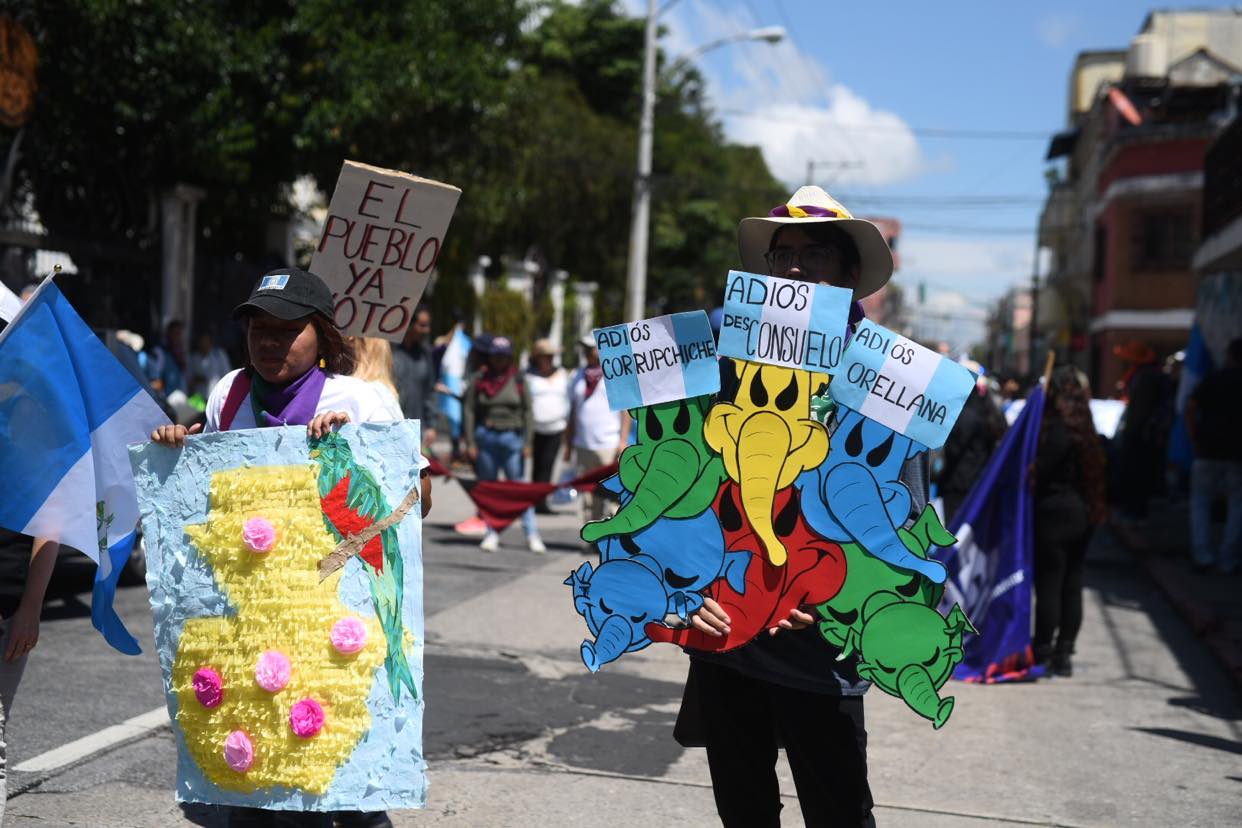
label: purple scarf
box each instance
[249,366,328,427]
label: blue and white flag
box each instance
[717,271,852,373]
[0,278,168,653]
[934,384,1045,683]
[593,311,718,411]
[828,320,976,450]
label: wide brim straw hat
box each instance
[737,185,895,300]
[531,338,560,357]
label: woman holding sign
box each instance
[678,187,919,828]
[151,267,429,828]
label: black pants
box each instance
[225,807,331,827]
[1033,518,1093,658]
[531,430,563,484]
[680,660,875,828]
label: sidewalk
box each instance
[1111,499,1242,689]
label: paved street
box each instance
[6,480,1240,827]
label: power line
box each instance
[719,109,1051,140]
[839,193,1047,206]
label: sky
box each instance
[620,0,1217,351]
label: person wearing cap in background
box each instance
[462,335,546,554]
[676,186,908,828]
[527,338,570,513]
[563,334,631,530]
[150,267,430,828]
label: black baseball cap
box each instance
[232,267,336,322]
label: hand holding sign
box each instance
[716,271,853,373]
[311,161,461,341]
[593,311,719,412]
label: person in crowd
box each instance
[187,330,233,402]
[392,305,437,451]
[434,311,472,464]
[1184,337,1242,575]
[527,338,570,514]
[563,335,630,527]
[1114,339,1169,521]
[151,267,429,828]
[0,533,57,823]
[462,335,545,554]
[143,319,187,396]
[350,336,403,420]
[678,186,908,827]
[937,377,1007,524]
[1032,366,1108,678]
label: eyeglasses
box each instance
[764,244,839,276]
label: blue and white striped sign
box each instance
[717,271,852,372]
[594,311,719,412]
[828,320,976,449]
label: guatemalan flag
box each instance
[934,384,1046,682]
[0,278,168,653]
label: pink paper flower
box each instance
[254,650,291,692]
[242,516,276,552]
[192,667,223,708]
[224,730,254,772]
[330,617,368,655]
[289,698,325,738]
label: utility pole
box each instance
[623,0,658,323]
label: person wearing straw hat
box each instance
[527,337,570,513]
[676,186,917,828]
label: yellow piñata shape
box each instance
[174,464,384,794]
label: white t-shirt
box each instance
[570,368,621,450]
[204,369,427,468]
[528,369,570,434]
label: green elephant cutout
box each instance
[580,395,726,544]
[846,594,976,729]
[816,505,956,653]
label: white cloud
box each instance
[654,0,926,189]
[725,90,926,189]
[1036,13,1083,49]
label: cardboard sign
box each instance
[130,423,427,811]
[828,320,976,449]
[717,271,852,372]
[311,161,461,340]
[593,311,718,411]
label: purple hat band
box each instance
[768,204,841,218]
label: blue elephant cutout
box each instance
[567,478,749,672]
[796,405,948,584]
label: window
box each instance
[1130,208,1195,270]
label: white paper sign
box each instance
[828,320,976,449]
[311,161,461,341]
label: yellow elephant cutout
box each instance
[704,359,829,566]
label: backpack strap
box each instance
[218,370,252,432]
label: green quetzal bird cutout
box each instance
[580,395,726,545]
[311,432,416,702]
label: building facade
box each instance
[1039,9,1242,395]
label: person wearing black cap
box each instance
[150,267,428,828]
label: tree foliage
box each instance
[6,0,783,320]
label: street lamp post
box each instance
[622,8,785,322]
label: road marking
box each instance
[14,706,169,773]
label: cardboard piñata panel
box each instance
[567,271,978,728]
[130,423,426,810]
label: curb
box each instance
[1112,520,1242,691]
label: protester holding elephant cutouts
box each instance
[672,186,916,828]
